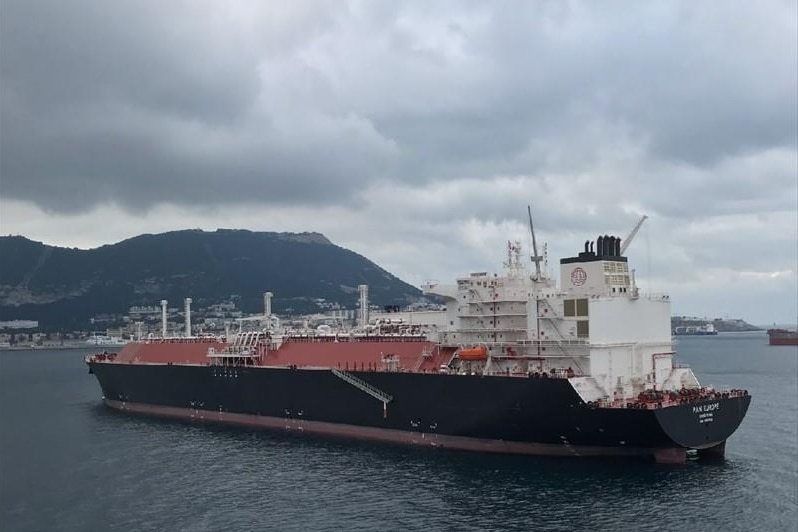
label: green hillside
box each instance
[0,230,421,330]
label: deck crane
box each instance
[620,215,648,255]
[527,205,543,280]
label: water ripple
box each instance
[1,340,796,532]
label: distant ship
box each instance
[86,219,750,464]
[86,335,128,347]
[767,328,798,346]
[673,323,718,336]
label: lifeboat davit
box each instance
[458,346,488,361]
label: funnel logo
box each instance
[571,267,587,286]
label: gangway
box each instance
[331,368,394,405]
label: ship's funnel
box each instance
[160,299,168,337]
[184,298,192,337]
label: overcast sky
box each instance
[1,0,796,325]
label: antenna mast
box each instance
[527,205,542,279]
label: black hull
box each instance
[88,362,750,463]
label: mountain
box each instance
[0,230,421,330]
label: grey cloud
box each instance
[2,102,397,212]
[1,1,259,120]
[1,0,796,216]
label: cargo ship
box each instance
[673,323,718,336]
[767,328,798,346]
[86,228,750,464]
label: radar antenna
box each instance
[620,215,648,255]
[527,205,543,279]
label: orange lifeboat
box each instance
[457,346,488,361]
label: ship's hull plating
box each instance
[768,336,798,346]
[88,362,750,463]
[767,329,798,346]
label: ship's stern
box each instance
[653,393,751,462]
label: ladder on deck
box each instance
[331,368,393,404]
[412,348,434,372]
[537,298,587,375]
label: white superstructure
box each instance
[424,234,700,404]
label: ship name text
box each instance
[693,402,719,424]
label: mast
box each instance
[184,298,192,337]
[358,285,369,328]
[160,299,168,337]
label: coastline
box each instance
[0,343,125,352]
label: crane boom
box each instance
[527,205,542,279]
[620,215,648,255]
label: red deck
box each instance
[104,337,455,373]
[113,339,227,365]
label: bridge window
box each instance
[564,298,588,317]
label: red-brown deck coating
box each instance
[109,338,455,372]
[113,339,227,364]
[263,338,452,372]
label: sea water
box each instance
[1,332,796,531]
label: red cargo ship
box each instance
[767,328,798,346]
